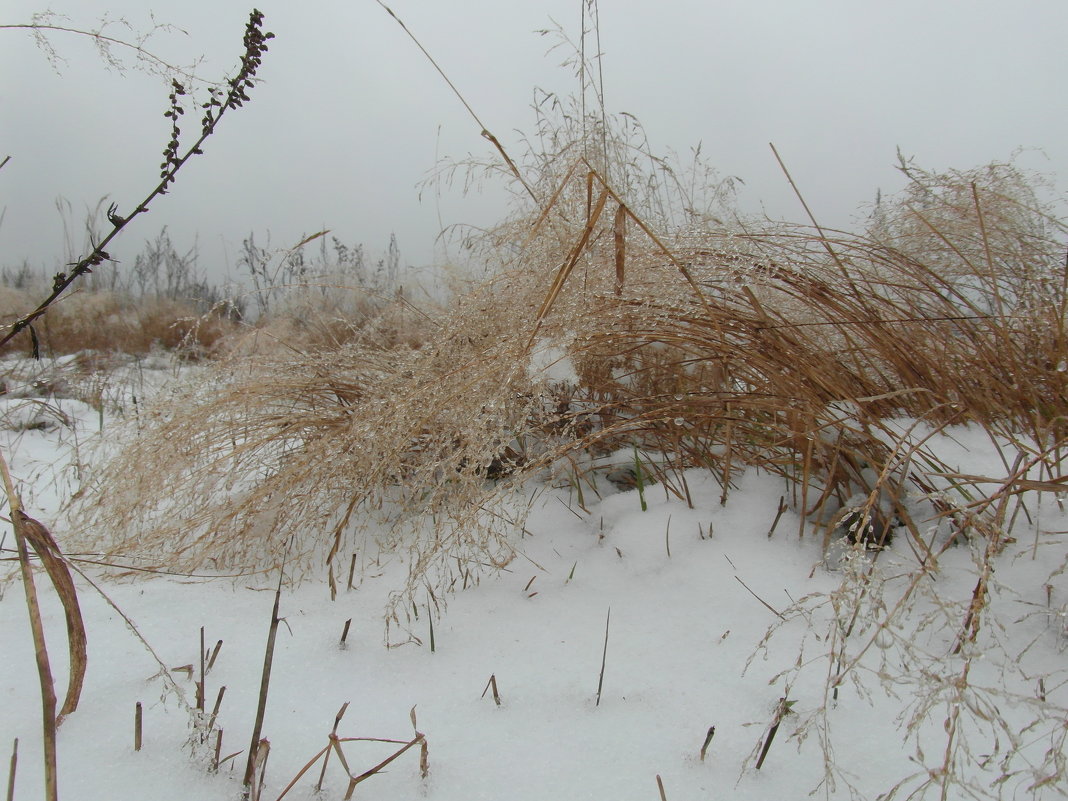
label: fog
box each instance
[2,0,1066,285]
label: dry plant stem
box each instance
[248,738,270,801]
[534,183,610,327]
[5,739,16,801]
[656,773,668,801]
[134,702,142,751]
[373,0,538,205]
[532,163,716,327]
[1,22,211,84]
[481,674,502,706]
[0,456,86,721]
[274,742,332,801]
[207,686,226,733]
[339,732,427,798]
[769,143,852,284]
[754,698,789,770]
[61,562,189,707]
[315,703,349,793]
[213,730,223,772]
[0,451,57,801]
[699,726,715,761]
[734,575,784,619]
[13,512,86,719]
[0,9,272,351]
[207,639,223,671]
[244,550,287,791]
[766,496,788,538]
[596,607,610,706]
[197,625,206,711]
[613,204,626,294]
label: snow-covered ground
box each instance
[2,356,1066,801]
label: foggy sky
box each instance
[2,0,1066,288]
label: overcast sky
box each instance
[2,0,1066,286]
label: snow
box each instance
[1,359,1066,801]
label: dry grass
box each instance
[0,286,237,359]
[7,7,1063,795]
[67,110,1066,637]
[217,280,429,359]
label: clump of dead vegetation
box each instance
[6,4,1067,798]
[68,100,1067,613]
[0,285,236,359]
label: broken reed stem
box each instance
[248,738,270,801]
[347,553,357,590]
[755,698,790,770]
[340,618,352,646]
[766,496,788,538]
[243,544,289,792]
[207,639,224,671]
[699,726,715,761]
[198,626,206,711]
[213,729,223,772]
[315,703,350,793]
[755,720,780,770]
[596,607,611,706]
[0,451,58,801]
[6,739,16,801]
[656,773,668,801]
[134,702,142,751]
[481,674,502,706]
[207,686,227,733]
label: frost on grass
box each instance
[69,111,1067,658]
[748,474,1068,800]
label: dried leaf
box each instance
[15,511,87,723]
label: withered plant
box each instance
[61,12,1068,796]
[1,10,274,801]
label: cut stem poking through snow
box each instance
[243,540,291,792]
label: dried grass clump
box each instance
[67,270,567,604]
[69,102,1067,635]
[0,287,236,358]
[236,283,429,356]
